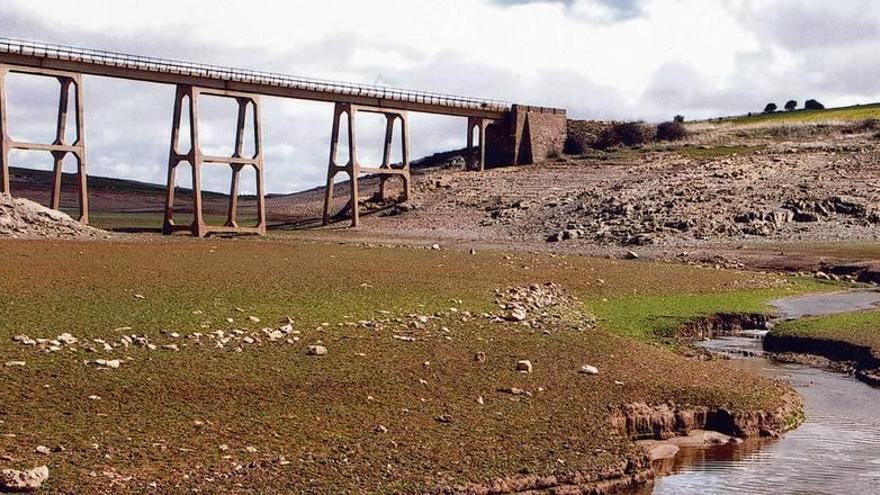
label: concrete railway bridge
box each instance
[0,38,567,236]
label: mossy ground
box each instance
[0,238,817,493]
[590,278,832,342]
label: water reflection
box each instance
[643,336,880,494]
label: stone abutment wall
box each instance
[486,105,567,166]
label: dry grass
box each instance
[0,238,807,493]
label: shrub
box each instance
[784,100,798,111]
[805,99,825,110]
[563,135,586,154]
[673,115,685,123]
[656,121,687,141]
[595,122,651,150]
[764,103,778,113]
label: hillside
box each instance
[709,102,880,126]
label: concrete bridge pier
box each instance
[0,65,89,223]
[162,85,266,237]
[466,116,491,172]
[322,102,411,227]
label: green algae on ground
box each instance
[588,278,834,342]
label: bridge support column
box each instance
[322,103,410,227]
[0,65,88,223]
[163,85,266,237]
[466,117,489,172]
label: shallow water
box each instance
[640,291,880,494]
[770,289,880,319]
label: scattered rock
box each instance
[0,465,49,492]
[516,360,533,373]
[474,352,486,363]
[434,414,454,424]
[507,307,528,322]
[4,361,25,367]
[579,364,599,375]
[498,387,531,397]
[93,359,121,369]
[306,345,328,356]
[34,446,50,455]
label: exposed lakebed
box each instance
[642,290,880,494]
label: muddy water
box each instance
[642,291,880,495]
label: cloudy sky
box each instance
[2,0,879,193]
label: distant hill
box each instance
[703,102,880,126]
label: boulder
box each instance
[0,465,49,492]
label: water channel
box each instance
[644,290,880,494]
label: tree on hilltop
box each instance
[805,99,825,110]
[784,100,798,111]
[764,103,778,113]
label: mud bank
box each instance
[610,395,803,442]
[673,313,769,343]
[433,392,804,495]
[432,456,652,495]
[764,333,880,386]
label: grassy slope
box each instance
[773,309,880,352]
[0,238,814,493]
[717,103,880,126]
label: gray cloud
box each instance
[492,0,644,20]
[727,0,880,51]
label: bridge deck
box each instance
[0,38,509,119]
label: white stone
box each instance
[306,345,328,356]
[509,307,528,322]
[4,361,26,367]
[0,465,49,492]
[516,360,533,373]
[579,364,599,375]
[94,359,121,369]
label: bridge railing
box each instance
[0,37,511,112]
